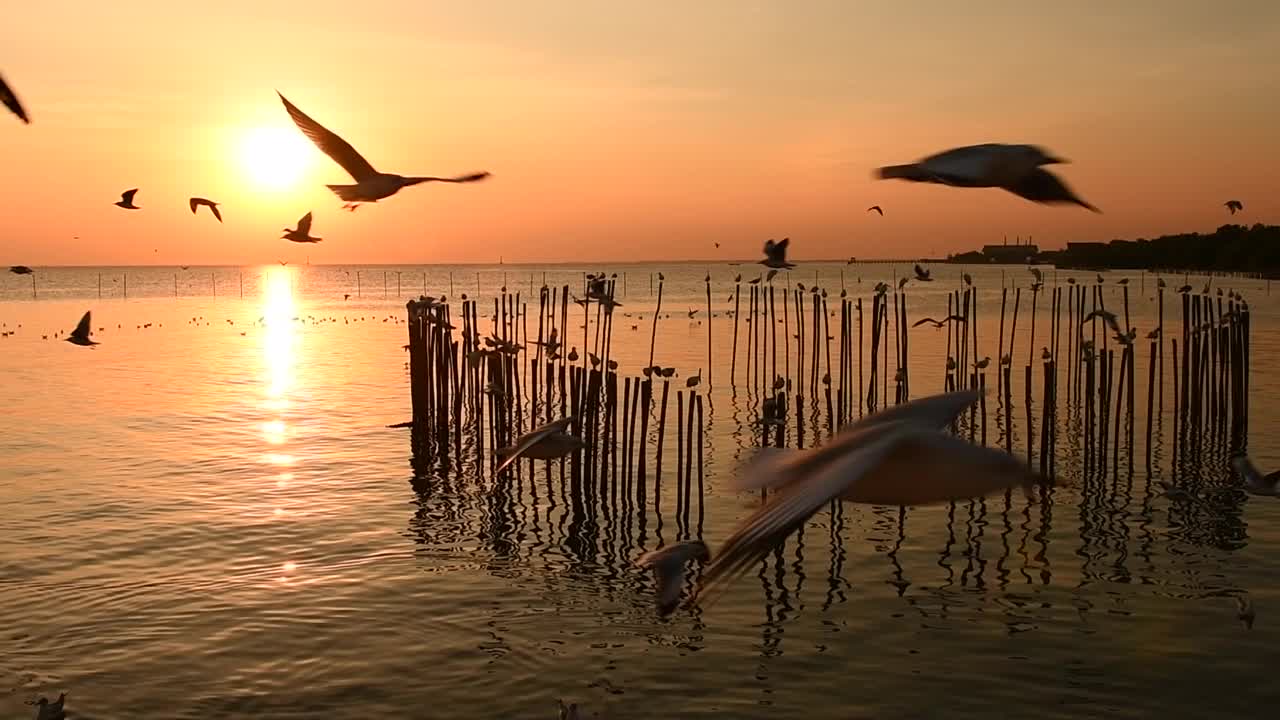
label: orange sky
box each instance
[1,1,1277,265]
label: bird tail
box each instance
[876,163,931,181]
[326,184,364,201]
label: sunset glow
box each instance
[240,127,312,191]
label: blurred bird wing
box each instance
[72,310,92,339]
[189,197,200,213]
[494,417,574,473]
[297,212,313,235]
[917,144,1002,184]
[121,188,138,203]
[278,92,379,182]
[0,73,29,123]
[210,204,223,222]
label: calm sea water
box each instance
[2,262,1279,719]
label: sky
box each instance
[1,1,1277,265]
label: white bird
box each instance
[760,238,795,269]
[1230,453,1280,496]
[876,143,1098,211]
[683,390,1039,608]
[65,311,98,347]
[278,92,490,208]
[1,72,30,124]
[635,540,709,615]
[494,417,584,474]
[282,212,322,243]
[115,188,140,209]
[189,197,222,222]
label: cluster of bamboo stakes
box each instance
[405,270,1253,533]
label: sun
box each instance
[240,127,313,190]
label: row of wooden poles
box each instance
[405,276,1252,516]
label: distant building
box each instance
[981,244,1039,263]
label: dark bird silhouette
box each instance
[636,541,709,616]
[0,72,30,124]
[29,692,66,720]
[277,91,490,207]
[912,315,963,328]
[1231,453,1280,496]
[282,212,321,243]
[66,311,98,347]
[1225,200,1244,214]
[877,143,1097,211]
[913,264,932,281]
[189,197,222,222]
[9,265,33,275]
[760,238,795,269]
[866,205,883,216]
[115,188,140,209]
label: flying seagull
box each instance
[913,264,932,281]
[0,72,29,124]
[912,315,963,328]
[282,212,321,243]
[635,541,710,615]
[866,205,883,216]
[115,188,140,209]
[9,265,33,275]
[189,197,222,222]
[66,311,98,347]
[665,390,1040,611]
[277,91,490,207]
[1225,200,1243,214]
[876,143,1097,211]
[1230,453,1280,496]
[760,238,795,269]
[494,417,584,474]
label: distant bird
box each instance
[1082,308,1121,333]
[1146,328,1161,339]
[494,417,584,474]
[189,197,222,222]
[686,369,702,388]
[963,273,973,287]
[1096,273,1105,284]
[876,143,1097,211]
[766,269,779,282]
[1000,353,1012,366]
[974,356,990,370]
[684,390,1040,609]
[1225,200,1244,215]
[1029,267,1043,283]
[0,72,30,124]
[9,265,33,275]
[913,264,932,281]
[282,212,321,243]
[278,91,490,207]
[65,310,98,347]
[29,692,66,720]
[1118,278,1130,285]
[1177,284,1192,294]
[1157,278,1167,289]
[866,205,883,216]
[278,260,289,266]
[760,238,795,269]
[1067,277,1077,285]
[898,277,909,290]
[115,188,140,209]
[1230,453,1280,496]
[567,347,578,362]
[1041,346,1051,361]
[847,257,856,265]
[687,308,698,319]
[912,315,962,329]
[636,541,710,616]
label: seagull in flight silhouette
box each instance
[913,264,932,281]
[66,311,98,347]
[9,265,33,275]
[277,91,490,208]
[866,205,883,216]
[876,143,1098,212]
[760,238,795,269]
[115,188,140,209]
[282,212,321,243]
[1225,200,1244,214]
[0,72,29,124]
[189,197,222,222]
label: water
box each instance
[3,263,1279,718]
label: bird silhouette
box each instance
[29,692,66,720]
[636,541,710,615]
[9,265,33,275]
[1029,267,1043,283]
[189,197,222,222]
[878,143,1097,211]
[115,188,140,209]
[282,212,321,243]
[494,417,584,474]
[1005,167,1100,212]
[866,205,883,216]
[913,264,932,281]
[66,310,98,347]
[1225,200,1244,214]
[912,315,963,328]
[1230,454,1280,496]
[760,238,795,269]
[278,91,489,207]
[0,72,29,124]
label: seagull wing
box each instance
[494,417,574,474]
[210,204,222,223]
[1004,167,1100,213]
[916,144,1003,186]
[121,188,138,204]
[297,212,313,235]
[72,310,92,340]
[0,73,29,123]
[189,197,200,214]
[278,92,379,182]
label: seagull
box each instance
[1157,278,1167,289]
[682,390,1040,608]
[494,417,584,474]
[1029,267,1043,283]
[687,308,698,319]
[876,143,1098,211]
[9,265,33,275]
[0,72,30,124]
[1096,273,1105,284]
[282,212,321,243]
[912,315,963,329]
[898,277,909,290]
[636,540,710,615]
[278,92,490,207]
[1041,346,1051,361]
[1177,284,1192,294]
[1082,308,1122,334]
[866,205,883,216]
[760,238,795,269]
[189,197,222,222]
[29,692,66,720]
[1225,200,1244,214]
[1004,167,1100,212]
[115,188,140,209]
[1230,453,1280,496]
[913,264,932,281]
[686,369,702,388]
[1118,278,1130,285]
[974,356,990,369]
[847,257,856,265]
[65,310,98,347]
[963,273,973,287]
